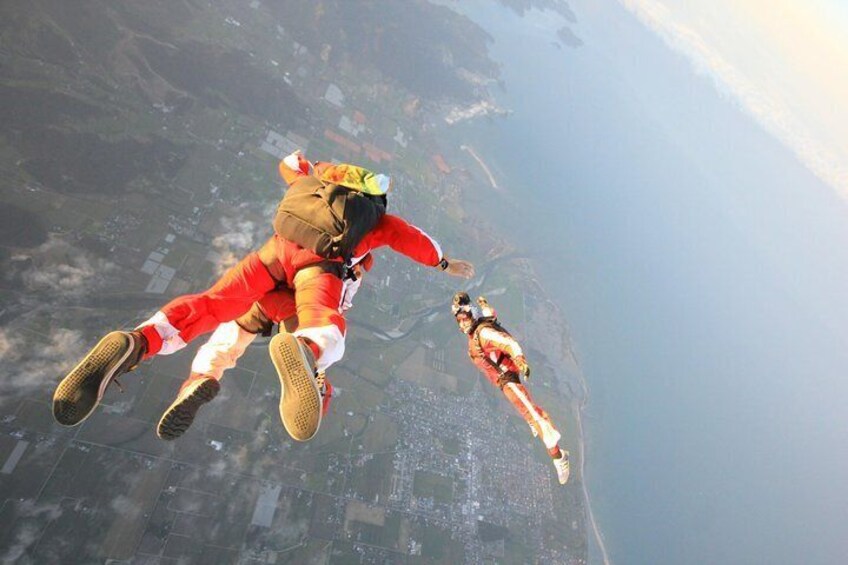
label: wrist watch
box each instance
[438,257,450,271]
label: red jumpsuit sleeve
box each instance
[358,214,443,266]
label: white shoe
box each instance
[554,451,570,485]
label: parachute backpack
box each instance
[273,163,389,262]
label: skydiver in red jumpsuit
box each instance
[52,151,474,442]
[452,292,570,484]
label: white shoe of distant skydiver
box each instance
[554,451,571,485]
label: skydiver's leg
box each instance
[269,268,346,442]
[290,268,346,371]
[502,382,562,450]
[188,293,294,382]
[245,291,335,415]
[278,151,312,185]
[137,239,282,357]
[502,382,570,484]
[53,239,282,428]
[157,291,297,440]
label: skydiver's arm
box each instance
[477,326,524,359]
[477,296,497,318]
[360,214,475,278]
[362,214,444,266]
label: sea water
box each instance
[449,1,848,563]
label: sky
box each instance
[617,0,848,202]
[450,0,848,562]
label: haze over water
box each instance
[452,1,848,562]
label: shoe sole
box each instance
[269,333,321,442]
[156,378,220,441]
[52,332,135,427]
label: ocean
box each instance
[447,1,848,563]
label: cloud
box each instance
[618,0,848,202]
[5,236,119,299]
[109,495,142,521]
[208,459,227,478]
[0,326,85,396]
[0,501,63,563]
[211,215,261,275]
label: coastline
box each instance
[460,144,501,191]
[447,132,611,563]
[573,397,611,565]
[526,277,611,565]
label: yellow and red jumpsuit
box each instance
[467,323,562,450]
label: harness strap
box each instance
[474,326,516,388]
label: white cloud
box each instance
[6,236,119,299]
[618,0,848,202]
[211,216,261,275]
[109,495,142,520]
[208,459,227,478]
[0,327,85,395]
[0,501,63,563]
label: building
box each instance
[324,129,361,156]
[260,130,310,159]
[338,115,365,138]
[325,83,345,107]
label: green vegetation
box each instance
[413,524,465,563]
[413,470,454,504]
[441,436,461,456]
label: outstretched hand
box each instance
[514,356,531,380]
[444,258,475,279]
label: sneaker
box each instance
[52,331,145,426]
[554,451,571,485]
[156,374,220,440]
[269,333,321,442]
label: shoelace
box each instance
[110,355,141,395]
[111,377,125,393]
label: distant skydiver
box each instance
[452,293,570,485]
[156,259,368,440]
[52,151,475,443]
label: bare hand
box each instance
[444,258,475,279]
[514,356,531,380]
